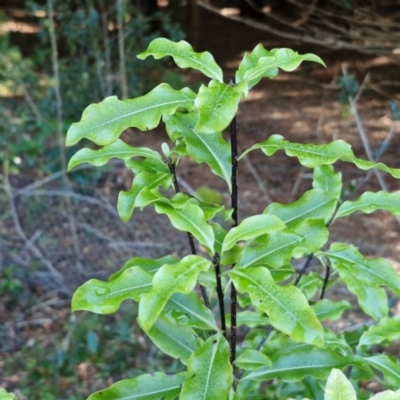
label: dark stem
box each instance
[213,253,226,337]
[294,253,314,286]
[230,112,238,366]
[320,264,331,300]
[166,158,211,308]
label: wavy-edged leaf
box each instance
[87,371,187,400]
[242,345,367,382]
[335,191,400,220]
[180,333,233,400]
[236,310,269,328]
[154,193,215,254]
[323,368,357,400]
[370,390,400,400]
[164,292,218,331]
[236,45,325,91]
[312,299,351,322]
[164,112,232,190]
[264,189,337,228]
[240,134,400,180]
[67,139,163,170]
[138,38,223,82]
[66,84,195,146]
[141,314,202,365]
[229,267,324,346]
[325,243,400,296]
[71,266,152,314]
[297,273,323,300]
[312,165,342,200]
[138,255,211,331]
[365,354,400,387]
[194,80,246,134]
[117,171,172,222]
[358,316,400,349]
[222,214,285,254]
[235,349,272,370]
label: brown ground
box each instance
[1,5,400,398]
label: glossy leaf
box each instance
[87,372,187,400]
[164,292,218,330]
[117,171,172,222]
[242,345,366,382]
[229,267,324,346]
[312,299,351,322]
[312,165,342,200]
[323,368,357,400]
[67,139,162,170]
[236,311,269,328]
[66,84,195,146]
[154,194,215,254]
[221,214,285,254]
[234,349,272,370]
[264,189,337,228]
[142,314,202,365]
[335,191,400,220]
[71,266,152,314]
[180,334,233,400]
[365,354,400,387]
[138,255,211,331]
[138,38,223,82]
[358,316,400,349]
[194,80,246,134]
[240,134,400,179]
[164,112,232,190]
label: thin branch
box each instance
[213,253,226,337]
[320,264,331,300]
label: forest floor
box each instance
[1,5,400,399]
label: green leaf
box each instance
[370,390,400,400]
[240,134,400,180]
[71,266,152,314]
[229,267,324,346]
[221,214,285,254]
[0,389,16,400]
[87,372,187,400]
[235,349,272,370]
[138,38,223,82]
[181,333,233,400]
[358,316,400,349]
[242,346,366,382]
[312,299,351,322]
[323,368,357,400]
[194,80,246,134]
[142,314,202,365]
[67,139,163,170]
[138,255,211,330]
[297,273,323,299]
[335,191,400,220]
[236,310,269,328]
[270,263,295,282]
[117,171,172,222]
[66,84,195,146]
[164,292,218,330]
[236,45,325,91]
[264,189,337,228]
[164,112,232,190]
[365,354,400,387]
[312,165,342,200]
[154,194,215,254]
[325,243,400,296]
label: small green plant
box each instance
[66,38,400,399]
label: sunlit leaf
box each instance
[312,299,351,322]
[142,314,202,365]
[229,267,324,346]
[0,389,16,400]
[312,165,342,200]
[323,368,357,400]
[365,354,400,387]
[87,372,187,400]
[335,191,400,220]
[194,80,247,134]
[234,349,272,370]
[180,333,233,400]
[297,273,323,299]
[138,38,223,82]
[358,316,400,349]
[66,84,195,146]
[71,266,152,314]
[164,112,232,190]
[138,255,211,330]
[369,390,400,400]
